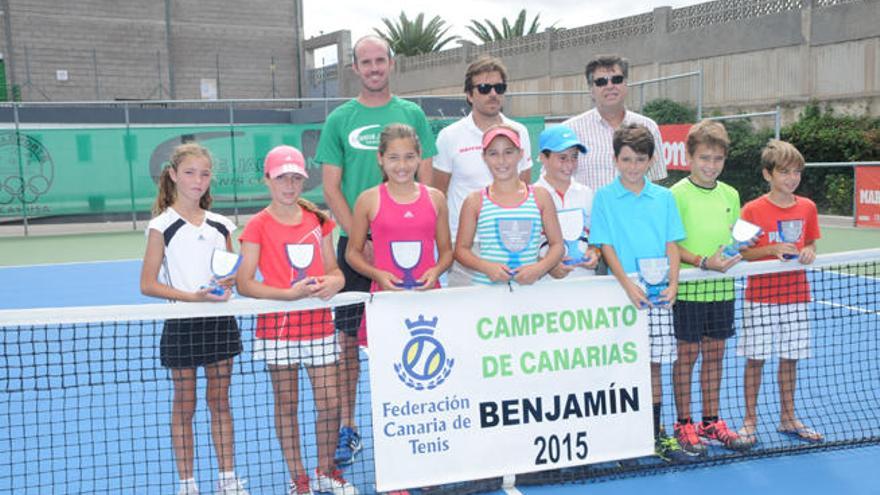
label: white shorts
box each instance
[254,333,339,367]
[738,302,811,360]
[648,307,676,364]
[445,259,476,287]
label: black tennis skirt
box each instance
[160,316,242,369]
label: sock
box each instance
[180,478,197,491]
[702,416,718,426]
[677,417,692,425]
[653,403,662,438]
[218,472,235,485]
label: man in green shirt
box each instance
[315,34,437,467]
[670,120,753,455]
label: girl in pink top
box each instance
[346,123,453,292]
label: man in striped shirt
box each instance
[563,54,666,191]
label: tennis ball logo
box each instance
[403,335,446,380]
[394,315,454,391]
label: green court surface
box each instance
[0,225,876,267]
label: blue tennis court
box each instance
[1,256,878,494]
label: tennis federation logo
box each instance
[394,315,454,391]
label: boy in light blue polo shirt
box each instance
[590,123,687,462]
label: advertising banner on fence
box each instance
[366,279,653,491]
[855,165,880,228]
[0,117,545,221]
[659,123,692,171]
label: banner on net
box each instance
[366,278,654,491]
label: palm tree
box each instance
[374,12,458,57]
[467,9,554,43]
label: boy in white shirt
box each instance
[533,125,600,278]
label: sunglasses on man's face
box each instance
[474,82,507,95]
[593,75,625,87]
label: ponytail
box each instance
[151,166,176,216]
[297,198,330,225]
[151,142,214,217]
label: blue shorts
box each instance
[672,300,735,343]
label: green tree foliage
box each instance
[374,12,458,57]
[642,98,697,125]
[780,104,880,215]
[467,9,553,43]
[651,101,879,215]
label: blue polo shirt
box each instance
[590,177,686,274]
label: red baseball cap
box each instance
[264,145,308,179]
[481,126,522,150]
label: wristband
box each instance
[699,256,709,270]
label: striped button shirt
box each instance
[563,108,667,191]
[474,185,542,285]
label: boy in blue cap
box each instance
[534,125,600,278]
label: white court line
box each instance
[0,258,140,269]
[815,299,880,316]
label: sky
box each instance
[303,0,706,66]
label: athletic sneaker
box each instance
[655,431,695,463]
[289,475,314,495]
[674,421,708,456]
[216,476,249,495]
[178,484,200,495]
[334,427,363,466]
[698,419,754,451]
[311,469,359,495]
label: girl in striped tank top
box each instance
[455,124,564,285]
[347,123,453,292]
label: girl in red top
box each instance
[237,145,357,495]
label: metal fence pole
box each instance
[774,104,781,140]
[639,84,645,112]
[228,103,240,224]
[124,103,138,230]
[12,103,28,236]
[92,49,100,100]
[696,68,703,121]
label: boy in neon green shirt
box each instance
[670,120,754,454]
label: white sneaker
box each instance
[216,476,249,495]
[177,483,200,495]
[289,475,314,495]
[311,469,358,495]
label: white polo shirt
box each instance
[534,174,596,277]
[434,112,533,239]
[147,207,236,294]
[563,108,666,191]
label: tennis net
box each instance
[1,249,878,494]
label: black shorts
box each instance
[335,236,371,337]
[160,316,242,369]
[672,300,735,343]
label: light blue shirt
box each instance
[590,177,685,274]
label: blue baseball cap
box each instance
[539,125,587,153]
